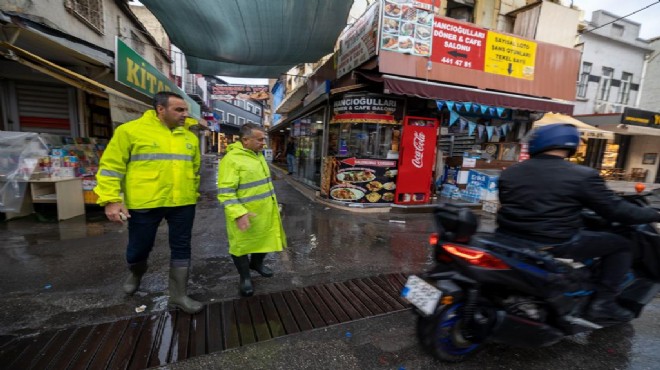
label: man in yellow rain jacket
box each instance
[94,91,203,314]
[217,123,286,296]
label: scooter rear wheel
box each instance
[422,303,484,362]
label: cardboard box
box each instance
[482,200,500,214]
[467,169,500,192]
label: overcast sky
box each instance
[570,0,660,39]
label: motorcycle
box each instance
[403,186,660,362]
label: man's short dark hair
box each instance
[239,122,265,139]
[153,91,184,110]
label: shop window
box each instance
[330,122,398,158]
[598,67,614,101]
[616,72,632,105]
[601,142,620,169]
[65,0,104,34]
[227,113,236,124]
[569,138,588,165]
[446,0,474,23]
[577,62,592,98]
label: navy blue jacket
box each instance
[497,154,660,243]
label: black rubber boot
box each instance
[168,267,204,314]
[122,261,148,295]
[249,253,274,278]
[231,255,254,297]
[587,294,634,323]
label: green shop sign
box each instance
[115,37,200,119]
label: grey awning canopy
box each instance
[140,0,354,77]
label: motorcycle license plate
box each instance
[401,275,442,316]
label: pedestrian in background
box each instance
[217,123,286,297]
[94,91,203,314]
[285,136,296,175]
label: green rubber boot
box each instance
[168,267,203,314]
[122,261,148,295]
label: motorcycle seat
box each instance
[473,232,571,252]
[472,233,576,274]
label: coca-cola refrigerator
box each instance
[394,116,439,205]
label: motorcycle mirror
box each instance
[635,183,646,194]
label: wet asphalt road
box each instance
[1,154,659,369]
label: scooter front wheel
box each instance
[421,303,484,362]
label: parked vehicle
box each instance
[404,187,660,362]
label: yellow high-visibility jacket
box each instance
[94,110,200,209]
[217,141,286,256]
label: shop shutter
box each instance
[16,83,72,134]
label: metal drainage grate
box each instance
[0,273,410,369]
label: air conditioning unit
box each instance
[594,102,615,114]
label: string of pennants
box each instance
[436,100,512,140]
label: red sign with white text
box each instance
[430,17,486,70]
[395,117,439,204]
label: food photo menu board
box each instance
[328,158,399,204]
[381,0,435,56]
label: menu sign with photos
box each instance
[337,1,380,78]
[329,159,399,203]
[381,0,435,57]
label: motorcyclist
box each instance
[496,123,660,322]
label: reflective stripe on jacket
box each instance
[94,110,200,208]
[217,141,286,256]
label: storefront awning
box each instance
[275,84,308,114]
[597,124,660,137]
[1,42,150,126]
[533,113,614,140]
[140,0,354,77]
[382,74,574,114]
[1,42,148,107]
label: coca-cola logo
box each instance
[412,131,425,168]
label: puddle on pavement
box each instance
[1,206,122,247]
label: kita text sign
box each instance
[115,38,200,118]
[430,18,486,70]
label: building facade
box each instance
[573,10,659,183]
[574,11,652,115]
[0,0,189,137]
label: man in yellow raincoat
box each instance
[94,91,203,314]
[217,123,286,296]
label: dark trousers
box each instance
[126,205,196,266]
[552,230,633,295]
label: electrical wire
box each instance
[581,1,660,35]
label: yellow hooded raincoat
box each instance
[94,110,200,208]
[217,141,286,256]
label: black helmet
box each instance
[528,123,580,156]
